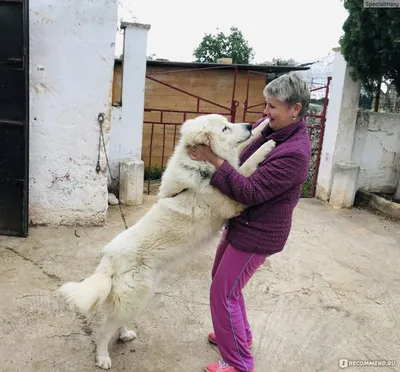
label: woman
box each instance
[188,72,312,372]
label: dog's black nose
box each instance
[246,124,253,131]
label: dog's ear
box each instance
[180,118,213,148]
[193,128,213,147]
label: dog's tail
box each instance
[58,256,114,314]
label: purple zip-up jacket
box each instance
[210,117,311,255]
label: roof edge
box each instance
[114,58,310,73]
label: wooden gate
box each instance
[143,65,240,194]
[141,62,325,197]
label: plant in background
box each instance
[339,0,400,111]
[193,26,255,64]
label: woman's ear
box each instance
[293,103,302,117]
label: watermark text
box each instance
[364,0,400,7]
[339,359,397,368]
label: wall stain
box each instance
[50,172,72,187]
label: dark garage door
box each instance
[0,0,29,236]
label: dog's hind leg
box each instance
[95,271,155,369]
[96,313,132,370]
[118,326,137,342]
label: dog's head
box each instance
[180,114,252,159]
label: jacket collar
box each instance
[262,118,307,143]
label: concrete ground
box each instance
[0,197,399,372]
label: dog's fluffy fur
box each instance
[58,114,273,369]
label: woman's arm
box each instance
[188,145,308,206]
[210,155,308,206]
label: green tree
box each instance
[272,57,298,66]
[193,27,255,64]
[339,0,400,111]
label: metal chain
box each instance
[96,112,128,230]
[96,113,104,173]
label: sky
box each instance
[118,0,349,64]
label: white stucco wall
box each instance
[316,52,346,199]
[109,23,150,191]
[316,49,361,202]
[29,0,118,225]
[352,111,400,193]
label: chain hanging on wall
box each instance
[96,113,104,173]
[95,112,128,230]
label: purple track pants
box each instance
[210,229,269,371]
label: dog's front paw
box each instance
[119,329,137,342]
[248,140,276,166]
[263,140,276,153]
[96,355,112,370]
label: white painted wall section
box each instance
[329,161,360,208]
[29,0,118,225]
[316,48,361,202]
[352,111,400,193]
[109,22,150,188]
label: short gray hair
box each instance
[263,72,310,118]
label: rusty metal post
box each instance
[311,76,331,197]
[243,70,251,122]
[147,123,155,195]
[230,66,238,122]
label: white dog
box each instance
[58,114,273,369]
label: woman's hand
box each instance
[187,144,224,169]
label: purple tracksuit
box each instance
[208,118,311,371]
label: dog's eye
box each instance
[222,126,229,132]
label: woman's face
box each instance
[262,96,301,130]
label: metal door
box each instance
[0,0,30,236]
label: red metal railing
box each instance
[144,66,239,194]
[143,66,331,198]
[307,77,331,198]
[242,70,269,123]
